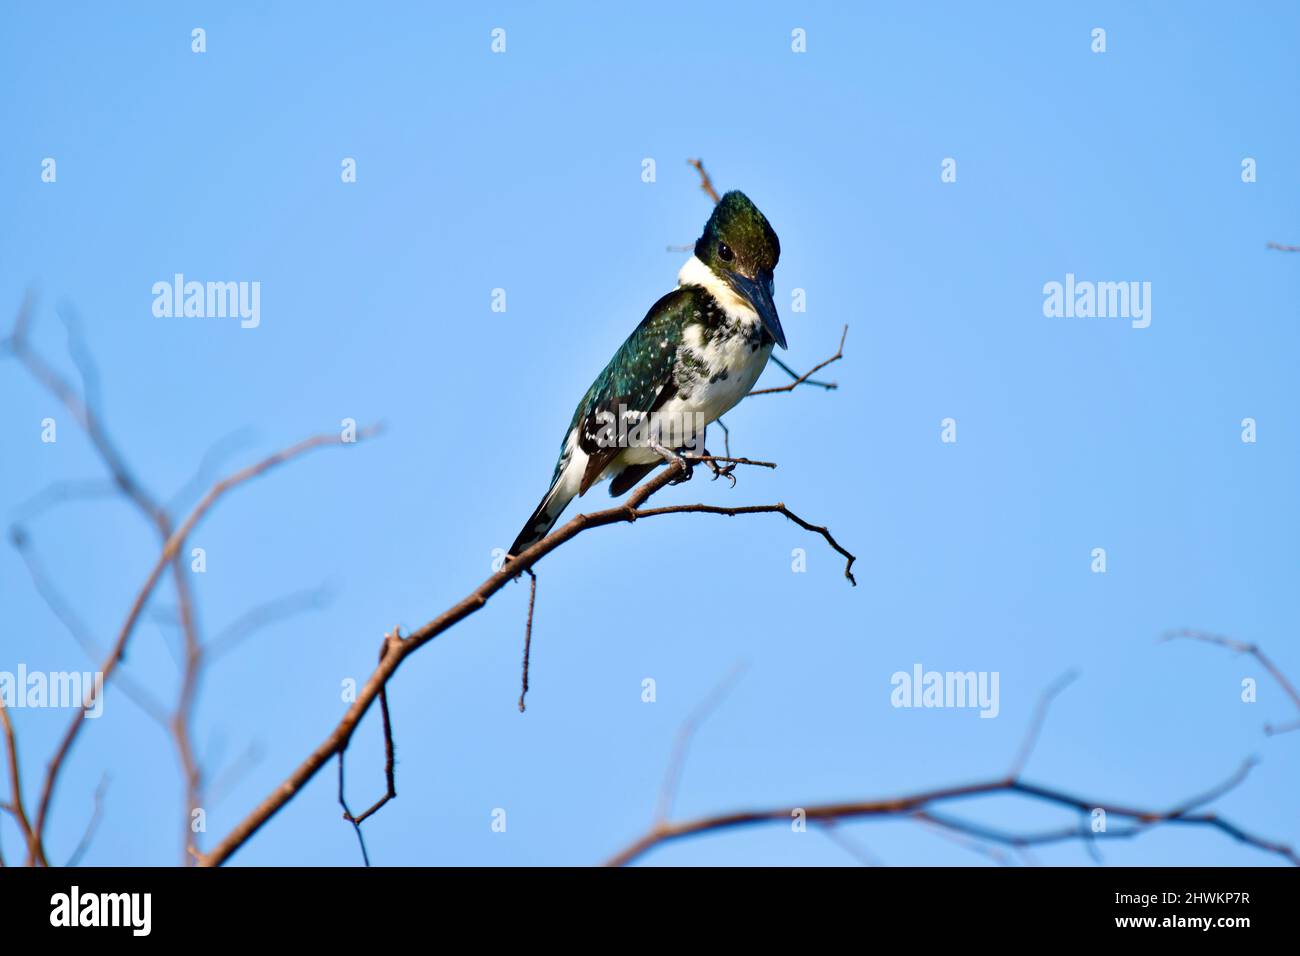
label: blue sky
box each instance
[2,1,1298,866]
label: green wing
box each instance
[551,287,698,487]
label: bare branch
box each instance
[6,296,163,523]
[913,810,1015,866]
[687,158,720,204]
[603,672,1293,867]
[207,584,335,661]
[605,754,1292,868]
[1266,242,1300,252]
[747,326,848,397]
[655,663,749,823]
[199,457,855,865]
[1006,670,1078,778]
[682,452,777,470]
[206,742,265,808]
[769,354,837,390]
[338,632,400,865]
[815,819,882,865]
[517,571,538,713]
[166,426,258,515]
[632,499,856,585]
[64,774,109,867]
[7,296,205,861]
[9,527,171,725]
[1163,629,1300,735]
[0,697,45,866]
[10,479,118,524]
[31,425,381,858]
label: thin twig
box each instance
[655,663,748,823]
[815,819,882,866]
[770,354,836,390]
[682,452,776,470]
[1006,670,1078,778]
[207,584,335,661]
[687,158,720,204]
[65,775,109,867]
[632,500,856,585]
[10,479,118,524]
[747,326,848,397]
[518,570,538,713]
[166,426,258,515]
[206,742,265,808]
[914,811,1015,866]
[1163,629,1300,735]
[338,631,401,866]
[0,698,44,866]
[9,528,171,724]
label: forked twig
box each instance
[338,632,401,866]
[1163,629,1300,735]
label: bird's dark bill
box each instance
[729,271,786,349]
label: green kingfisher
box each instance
[508,190,785,556]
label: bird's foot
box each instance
[701,448,737,488]
[650,440,694,485]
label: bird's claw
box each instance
[668,456,694,485]
[702,449,737,487]
[650,440,694,485]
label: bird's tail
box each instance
[508,477,577,557]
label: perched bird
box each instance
[508,190,785,556]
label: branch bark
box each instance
[28,426,379,864]
[1164,629,1300,735]
[0,697,44,866]
[199,456,855,865]
[605,675,1294,867]
[747,326,848,397]
[687,158,720,203]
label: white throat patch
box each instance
[676,256,758,323]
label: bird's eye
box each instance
[718,243,734,262]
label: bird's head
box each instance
[694,190,785,349]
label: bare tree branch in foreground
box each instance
[1266,242,1299,252]
[4,295,379,866]
[604,673,1297,867]
[336,635,399,866]
[28,426,378,868]
[197,452,855,865]
[0,696,42,866]
[1163,629,1300,736]
[63,774,109,868]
